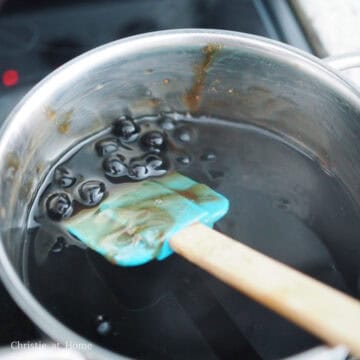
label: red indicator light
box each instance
[2,69,19,87]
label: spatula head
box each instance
[64,172,229,266]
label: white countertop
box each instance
[291,0,360,87]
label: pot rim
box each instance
[0,29,359,360]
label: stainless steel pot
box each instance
[0,29,359,359]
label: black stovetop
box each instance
[0,0,311,351]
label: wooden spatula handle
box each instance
[170,223,360,356]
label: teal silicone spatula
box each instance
[64,172,360,356]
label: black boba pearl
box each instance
[78,180,106,206]
[128,163,149,181]
[46,193,73,221]
[140,131,166,152]
[176,155,191,166]
[145,154,164,169]
[95,315,112,336]
[96,320,112,336]
[103,154,127,178]
[51,236,66,253]
[145,154,167,177]
[175,126,193,143]
[112,116,140,142]
[54,167,76,188]
[95,138,118,157]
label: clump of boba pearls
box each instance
[99,117,168,182]
[44,115,170,221]
[43,113,219,222]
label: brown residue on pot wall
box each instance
[184,43,222,112]
[147,98,162,108]
[21,179,34,199]
[36,163,44,176]
[45,107,56,121]
[57,110,73,134]
[132,97,163,113]
[45,106,74,134]
[4,152,20,180]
